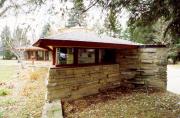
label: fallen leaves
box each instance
[63,87,180,118]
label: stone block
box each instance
[42,100,63,118]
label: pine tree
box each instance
[1,26,14,59]
[104,8,122,38]
[40,23,51,38]
[66,0,86,28]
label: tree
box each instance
[1,25,30,68]
[66,0,87,28]
[128,25,155,44]
[0,0,44,17]
[40,23,51,38]
[75,0,179,41]
[104,7,122,38]
[127,17,174,45]
[1,26,14,59]
[12,26,30,66]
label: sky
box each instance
[0,0,129,44]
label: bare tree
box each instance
[1,25,30,68]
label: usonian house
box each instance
[33,28,167,101]
[17,46,51,61]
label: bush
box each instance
[168,48,178,64]
[3,50,16,60]
[0,88,11,96]
[29,71,40,80]
[29,68,48,80]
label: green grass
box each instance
[0,98,16,106]
[0,111,3,118]
[0,65,16,82]
[0,88,11,96]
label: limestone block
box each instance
[139,48,157,53]
[69,83,101,100]
[42,100,63,118]
[47,88,71,100]
[146,78,166,89]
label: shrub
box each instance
[29,68,48,80]
[168,47,178,64]
[0,88,11,96]
[29,71,40,80]
[3,50,16,60]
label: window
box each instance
[78,49,95,64]
[55,48,116,66]
[36,51,44,60]
[56,48,74,65]
[99,49,116,64]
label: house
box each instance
[17,46,51,61]
[33,28,167,101]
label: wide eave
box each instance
[33,38,140,50]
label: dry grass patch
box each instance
[63,87,180,118]
[29,68,48,80]
[17,68,48,118]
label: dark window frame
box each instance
[55,47,116,67]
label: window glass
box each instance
[56,48,74,64]
[78,49,95,64]
[37,51,44,60]
[100,49,116,64]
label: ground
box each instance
[0,60,48,118]
[0,60,180,118]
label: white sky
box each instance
[0,0,129,44]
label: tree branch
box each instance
[81,0,99,14]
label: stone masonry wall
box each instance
[117,47,167,90]
[47,64,120,101]
[116,48,140,87]
[138,47,167,89]
[46,47,167,101]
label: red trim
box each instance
[34,39,138,49]
[138,45,166,48]
[52,47,56,65]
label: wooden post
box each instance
[95,49,99,64]
[74,48,78,65]
[52,48,56,65]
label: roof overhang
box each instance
[33,39,139,50]
[16,46,47,51]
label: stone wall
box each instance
[116,48,140,87]
[46,47,167,101]
[139,47,167,89]
[47,64,120,101]
[117,47,167,90]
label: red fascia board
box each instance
[34,39,138,49]
[138,45,166,48]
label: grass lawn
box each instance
[0,65,17,82]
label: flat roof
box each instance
[16,46,47,51]
[33,29,140,49]
[45,30,139,45]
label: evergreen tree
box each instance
[66,0,86,28]
[1,26,14,59]
[104,8,122,38]
[40,23,51,37]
